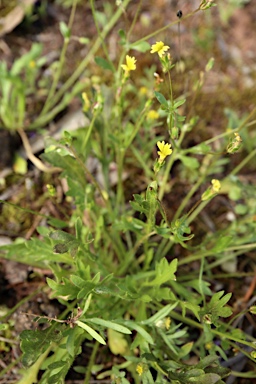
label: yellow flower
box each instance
[139,86,148,95]
[29,60,36,68]
[147,110,159,120]
[211,179,221,193]
[234,132,242,142]
[157,141,172,163]
[201,179,221,201]
[227,132,242,154]
[150,41,170,58]
[165,317,171,330]
[121,55,137,73]
[82,92,90,112]
[136,363,144,376]
[205,342,213,350]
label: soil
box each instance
[0,0,256,383]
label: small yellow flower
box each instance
[136,363,144,376]
[121,55,137,73]
[227,132,243,154]
[211,179,221,193]
[46,184,56,197]
[201,179,221,201]
[29,60,36,68]
[234,132,242,142]
[139,86,148,95]
[157,141,172,163]
[82,92,90,112]
[205,342,213,350]
[147,110,159,120]
[200,0,215,10]
[165,317,171,330]
[150,41,170,58]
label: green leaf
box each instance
[205,291,233,321]
[47,361,66,370]
[20,326,63,367]
[130,41,150,52]
[118,29,126,44]
[170,216,194,243]
[196,354,219,369]
[11,43,42,75]
[76,321,106,345]
[75,217,83,240]
[189,143,211,154]
[188,373,221,384]
[145,258,177,286]
[78,37,90,45]
[0,237,72,267]
[185,279,212,296]
[53,243,69,254]
[205,57,215,72]
[180,301,201,321]
[173,99,186,108]
[13,154,27,175]
[70,274,87,288]
[59,21,71,39]
[210,291,232,308]
[154,91,168,108]
[179,155,200,169]
[48,370,67,384]
[47,218,68,228]
[113,217,146,233]
[121,320,154,345]
[211,235,233,253]
[141,303,178,325]
[107,328,128,355]
[49,230,75,242]
[179,342,194,358]
[87,318,131,334]
[66,327,84,357]
[46,277,79,300]
[95,57,114,72]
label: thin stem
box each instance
[199,255,206,306]
[68,145,111,211]
[131,8,201,47]
[41,0,78,115]
[0,287,42,321]
[186,199,209,225]
[32,0,131,128]
[84,341,99,384]
[170,311,255,349]
[0,356,22,379]
[204,106,256,146]
[229,147,256,176]
[89,0,115,72]
[126,0,142,42]
[158,148,176,200]
[173,174,205,221]
[167,70,173,131]
[81,112,97,152]
[178,243,256,267]
[116,147,125,211]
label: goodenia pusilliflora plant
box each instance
[1,1,256,383]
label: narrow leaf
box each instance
[121,320,154,344]
[130,41,150,52]
[154,91,168,107]
[87,318,131,334]
[76,321,106,345]
[141,303,178,325]
[95,57,114,72]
